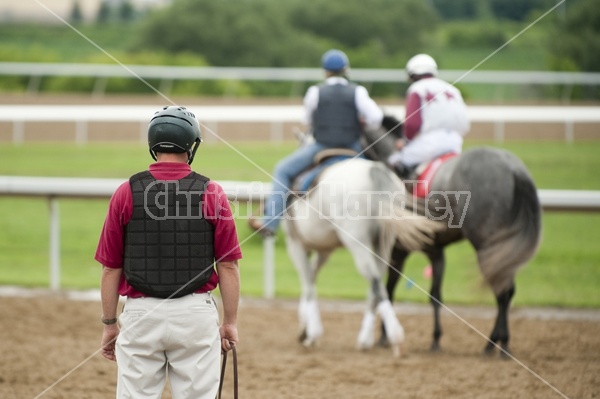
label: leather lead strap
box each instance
[217,344,238,399]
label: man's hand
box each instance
[220,323,239,352]
[395,138,406,150]
[100,324,119,361]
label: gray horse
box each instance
[363,121,542,357]
[282,156,442,357]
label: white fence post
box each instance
[494,121,505,143]
[13,120,24,145]
[565,120,574,143]
[270,121,284,143]
[49,197,60,292]
[263,236,276,299]
[75,120,88,145]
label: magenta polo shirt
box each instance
[95,162,242,298]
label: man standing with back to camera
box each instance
[96,106,242,398]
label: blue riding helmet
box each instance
[321,49,349,72]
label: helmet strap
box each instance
[150,148,158,161]
[187,139,201,165]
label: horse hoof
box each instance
[499,345,512,360]
[357,332,375,351]
[376,336,390,348]
[357,342,373,352]
[298,330,307,343]
[429,342,441,352]
[301,337,318,348]
[483,345,496,357]
[392,344,402,358]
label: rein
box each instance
[217,343,238,399]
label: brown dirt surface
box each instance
[1,293,598,399]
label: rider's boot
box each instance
[393,162,411,180]
[248,216,276,238]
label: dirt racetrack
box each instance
[1,292,598,399]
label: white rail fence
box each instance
[1,105,600,144]
[1,175,599,296]
[2,62,600,97]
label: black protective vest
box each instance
[123,171,215,298]
[313,83,362,148]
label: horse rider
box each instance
[96,106,242,398]
[387,54,470,179]
[249,49,384,237]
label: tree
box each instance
[136,0,324,67]
[432,0,560,21]
[134,0,438,68]
[118,0,135,22]
[69,0,84,24]
[489,0,556,21]
[550,0,600,72]
[430,0,479,20]
[287,0,438,55]
[96,0,111,24]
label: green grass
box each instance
[467,140,600,190]
[0,141,599,308]
[0,24,138,62]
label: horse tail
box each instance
[384,202,442,252]
[476,163,542,296]
[370,163,443,253]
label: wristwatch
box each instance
[101,316,118,325]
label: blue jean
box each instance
[262,140,362,232]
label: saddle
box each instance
[291,148,359,193]
[409,152,458,198]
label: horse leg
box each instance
[358,278,404,357]
[377,244,409,347]
[285,236,327,347]
[299,250,333,347]
[357,284,377,351]
[426,247,445,352]
[484,283,515,359]
[340,236,404,356]
[376,282,405,357]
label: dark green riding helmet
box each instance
[148,106,202,165]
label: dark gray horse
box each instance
[363,118,542,357]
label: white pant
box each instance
[388,130,463,167]
[116,293,221,399]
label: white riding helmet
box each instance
[406,54,438,78]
